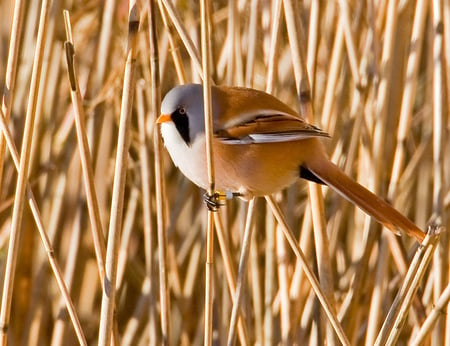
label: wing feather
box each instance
[216,114,329,144]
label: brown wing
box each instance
[212,86,329,144]
[216,113,329,144]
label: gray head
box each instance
[160,84,208,145]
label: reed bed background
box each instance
[0,0,449,344]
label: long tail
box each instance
[304,158,425,243]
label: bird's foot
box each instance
[203,192,222,211]
[203,191,241,211]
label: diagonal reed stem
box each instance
[214,212,249,344]
[375,226,441,345]
[227,198,255,345]
[265,195,350,346]
[0,0,25,198]
[0,107,87,345]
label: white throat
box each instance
[160,122,208,189]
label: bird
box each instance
[157,83,425,243]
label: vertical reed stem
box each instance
[98,2,139,345]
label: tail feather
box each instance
[304,158,425,243]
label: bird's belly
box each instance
[214,140,304,197]
[162,123,321,197]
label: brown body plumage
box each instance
[158,84,425,243]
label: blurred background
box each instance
[0,0,449,344]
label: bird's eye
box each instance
[178,107,186,115]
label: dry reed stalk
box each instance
[244,0,258,87]
[204,209,214,345]
[93,0,117,94]
[284,3,338,344]
[50,207,82,346]
[199,0,216,344]
[336,0,361,86]
[121,276,152,345]
[157,0,187,84]
[86,0,119,240]
[0,1,85,345]
[147,0,170,343]
[98,2,139,345]
[365,237,389,345]
[227,198,255,345]
[160,0,203,78]
[225,0,237,85]
[289,204,313,320]
[151,40,170,346]
[249,219,263,344]
[372,0,397,194]
[0,0,447,344]
[214,212,249,344]
[265,0,282,94]
[263,206,276,344]
[116,185,140,289]
[63,11,106,283]
[136,79,157,342]
[431,1,447,343]
[86,0,118,214]
[388,0,429,200]
[320,21,344,132]
[276,223,291,342]
[306,0,319,90]
[375,226,441,345]
[369,3,428,336]
[22,174,66,345]
[265,195,350,345]
[0,0,24,196]
[412,279,450,344]
[28,0,59,177]
[282,0,305,98]
[182,237,202,296]
[0,0,51,341]
[431,0,445,222]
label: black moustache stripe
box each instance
[171,110,191,145]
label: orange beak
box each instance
[156,114,171,124]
